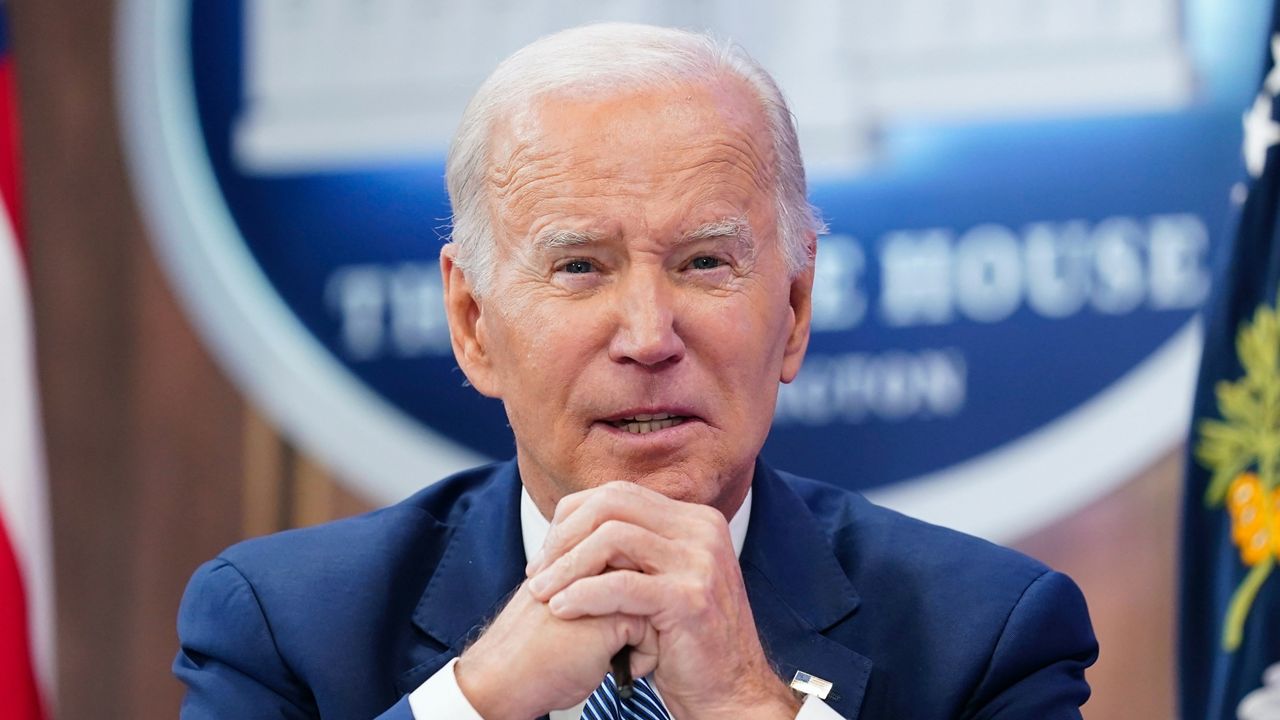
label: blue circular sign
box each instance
[119,0,1268,539]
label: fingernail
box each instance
[528,573,549,597]
[549,592,568,614]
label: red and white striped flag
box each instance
[0,3,55,717]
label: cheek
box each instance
[490,297,603,393]
[687,293,789,370]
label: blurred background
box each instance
[4,0,1275,717]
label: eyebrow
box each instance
[682,217,755,259]
[534,228,602,249]
[683,217,753,246]
[532,217,755,251]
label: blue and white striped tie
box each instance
[581,673,673,720]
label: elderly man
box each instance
[175,23,1097,720]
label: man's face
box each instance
[444,77,813,518]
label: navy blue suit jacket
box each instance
[175,460,1097,719]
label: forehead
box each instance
[485,76,776,228]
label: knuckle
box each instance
[695,503,725,526]
[550,495,576,525]
[605,519,644,548]
[689,548,717,576]
[583,489,617,517]
[697,508,729,539]
[561,546,582,577]
[679,577,711,614]
[603,483,638,508]
[598,518,625,539]
[583,485,634,524]
[620,570,644,596]
[609,479,640,494]
[559,582,582,608]
[697,510,731,544]
[605,480,649,506]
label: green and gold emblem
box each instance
[1196,292,1280,651]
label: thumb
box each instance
[621,615,660,678]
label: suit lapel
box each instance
[394,461,528,695]
[741,462,872,719]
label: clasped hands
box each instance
[454,481,800,720]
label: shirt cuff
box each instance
[407,657,485,720]
[795,693,847,719]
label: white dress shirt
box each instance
[408,486,843,719]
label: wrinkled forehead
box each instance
[477,77,780,255]
[485,75,777,202]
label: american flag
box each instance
[0,2,55,717]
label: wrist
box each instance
[677,673,802,720]
[742,670,804,720]
[754,676,804,719]
[737,660,804,719]
[455,651,527,720]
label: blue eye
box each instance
[563,260,595,274]
[689,256,724,270]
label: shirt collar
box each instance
[520,485,753,562]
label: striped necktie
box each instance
[581,673,672,720]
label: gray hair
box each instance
[444,22,824,296]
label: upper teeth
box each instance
[614,414,686,433]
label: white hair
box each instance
[444,22,825,296]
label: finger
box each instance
[527,520,676,601]
[553,476,709,524]
[614,612,651,651]
[530,482,724,575]
[626,619,660,679]
[547,570,671,620]
[529,482,673,575]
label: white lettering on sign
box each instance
[325,263,452,360]
[811,234,868,331]
[879,229,954,326]
[953,223,1023,323]
[1149,213,1212,309]
[1023,219,1091,318]
[877,213,1210,327]
[1090,216,1147,315]
[774,348,967,424]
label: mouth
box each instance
[607,412,693,434]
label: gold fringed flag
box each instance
[1182,9,1280,719]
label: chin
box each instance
[630,471,705,502]
[615,461,746,513]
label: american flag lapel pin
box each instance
[789,670,833,700]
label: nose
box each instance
[607,269,686,368]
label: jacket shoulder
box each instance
[777,470,1050,591]
[218,463,503,574]
[775,471,1095,715]
[175,464,513,717]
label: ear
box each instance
[440,246,502,398]
[780,233,816,384]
